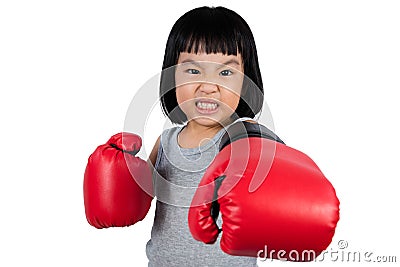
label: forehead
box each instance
[177,52,243,67]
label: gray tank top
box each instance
[146,125,258,267]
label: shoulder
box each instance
[148,135,161,168]
[148,125,183,166]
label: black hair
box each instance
[160,6,264,124]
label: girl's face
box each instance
[175,52,244,128]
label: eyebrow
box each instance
[180,59,241,67]
[222,59,241,66]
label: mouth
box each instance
[195,99,219,114]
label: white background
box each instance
[1,0,399,266]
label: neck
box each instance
[177,121,224,149]
[185,122,223,138]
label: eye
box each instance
[220,69,233,76]
[186,69,200,75]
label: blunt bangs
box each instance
[176,10,243,57]
[166,6,253,66]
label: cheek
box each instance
[175,87,183,105]
[222,90,241,111]
[221,73,244,95]
[175,86,193,106]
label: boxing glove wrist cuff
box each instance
[219,121,284,151]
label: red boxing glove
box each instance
[188,122,340,261]
[84,132,153,229]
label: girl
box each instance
[146,6,263,267]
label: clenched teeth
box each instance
[196,101,218,110]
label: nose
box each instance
[198,82,218,95]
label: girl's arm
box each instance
[148,135,161,170]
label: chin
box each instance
[189,115,233,128]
